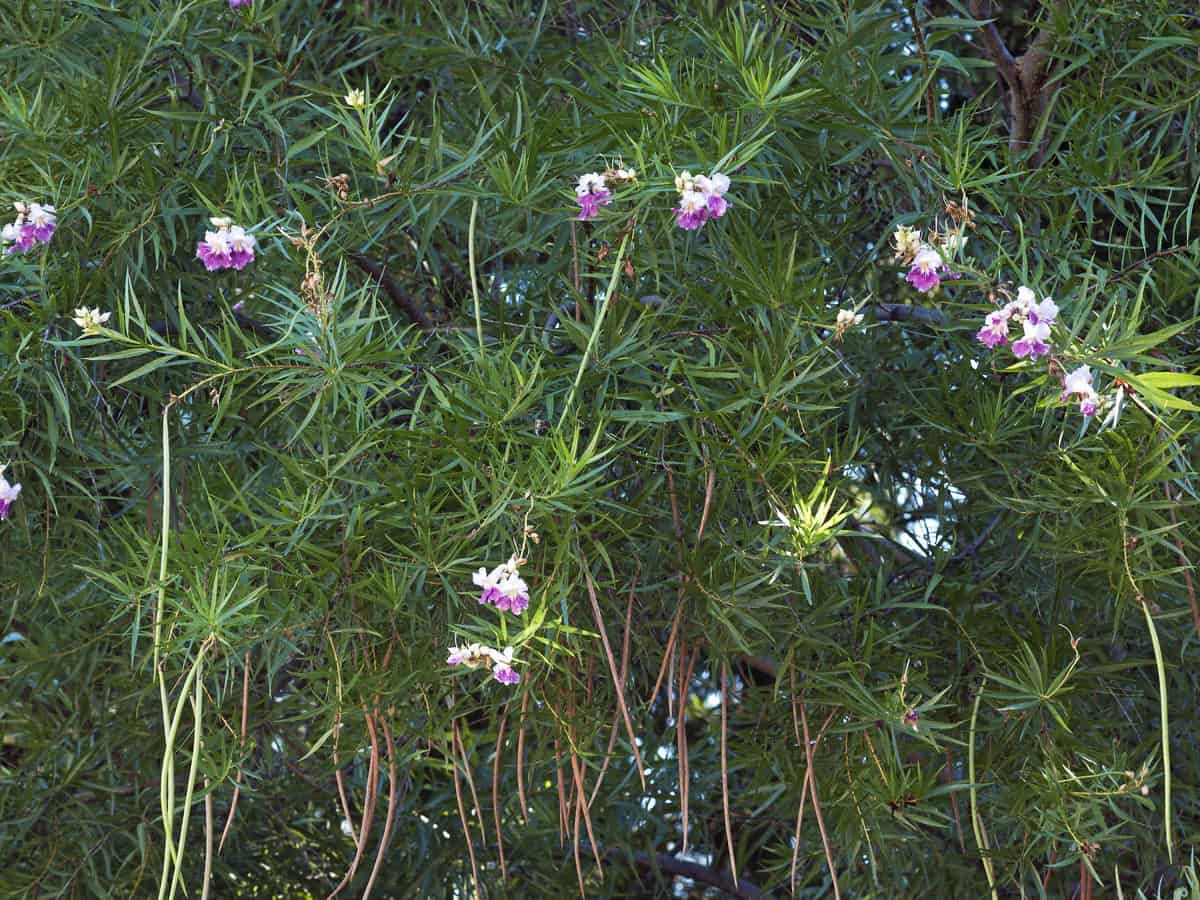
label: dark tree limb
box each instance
[968,0,1066,163]
[350,254,433,328]
[873,303,946,325]
[600,846,767,899]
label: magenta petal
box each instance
[229,248,254,270]
[675,208,708,231]
[906,267,940,293]
[706,194,728,218]
[0,499,11,520]
[494,666,520,685]
[976,327,1007,348]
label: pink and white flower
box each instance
[0,466,20,521]
[446,642,521,685]
[196,217,256,271]
[575,173,611,221]
[975,309,1011,348]
[2,201,56,254]
[674,170,732,231]
[695,172,731,218]
[674,189,709,231]
[1011,318,1052,359]
[1060,365,1099,417]
[228,0,251,9]
[905,246,947,293]
[473,555,531,615]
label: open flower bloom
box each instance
[447,642,489,667]
[495,574,531,615]
[575,172,611,220]
[675,189,709,231]
[976,309,1011,348]
[344,88,366,108]
[1061,365,1099,416]
[472,566,505,606]
[834,308,864,340]
[196,219,256,271]
[72,307,111,335]
[2,201,56,253]
[0,468,20,520]
[695,172,731,218]
[675,170,731,230]
[473,555,530,615]
[446,643,520,685]
[226,226,257,269]
[1011,318,1052,359]
[891,225,922,263]
[905,246,946,293]
[1028,297,1059,326]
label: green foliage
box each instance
[1,0,1199,897]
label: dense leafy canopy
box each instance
[2,1,1199,897]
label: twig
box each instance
[569,751,603,873]
[793,673,841,900]
[517,691,529,823]
[449,733,480,898]
[1113,246,1189,281]
[720,662,738,887]
[588,579,636,809]
[350,254,432,328]
[327,710,380,899]
[492,709,509,882]
[218,651,251,854]
[968,683,998,899]
[580,558,646,789]
[453,722,487,848]
[362,715,399,900]
[905,0,937,124]
[201,782,213,900]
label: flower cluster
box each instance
[1060,365,1099,417]
[891,226,956,294]
[196,217,257,271]
[834,308,864,340]
[0,465,21,521]
[674,170,731,231]
[575,172,612,221]
[473,555,531,615]
[73,307,111,335]
[446,643,520,685]
[3,202,56,254]
[975,286,1059,360]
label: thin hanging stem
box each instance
[559,232,630,425]
[968,682,998,900]
[468,198,484,352]
[1140,600,1173,864]
[720,662,737,887]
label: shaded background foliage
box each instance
[2,0,1199,897]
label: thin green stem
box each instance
[168,648,206,900]
[469,198,483,353]
[157,647,208,900]
[155,409,174,894]
[1140,599,1173,865]
[968,681,997,900]
[558,232,630,427]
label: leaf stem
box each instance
[558,232,630,426]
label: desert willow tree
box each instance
[1,0,1198,897]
